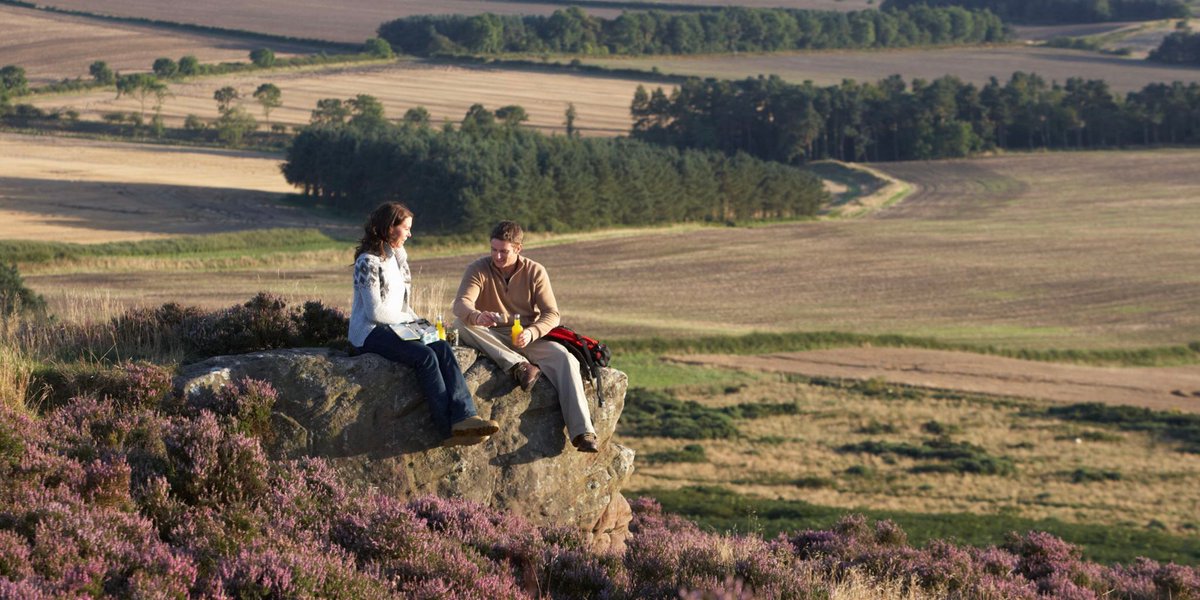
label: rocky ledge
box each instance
[175,346,635,552]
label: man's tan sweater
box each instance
[453,255,560,341]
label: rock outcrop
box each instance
[175,346,635,551]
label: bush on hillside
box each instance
[0,263,46,317]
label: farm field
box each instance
[0,133,309,243]
[29,0,625,45]
[10,143,1200,352]
[672,348,1200,412]
[0,4,327,86]
[27,61,652,135]
[578,44,1200,92]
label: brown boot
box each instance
[512,362,541,392]
[451,415,500,437]
[571,432,599,453]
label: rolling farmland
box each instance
[579,44,1200,92]
[0,4,328,85]
[10,142,1200,352]
[27,0,625,44]
[26,61,652,135]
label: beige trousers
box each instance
[455,322,595,438]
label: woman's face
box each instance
[387,216,412,248]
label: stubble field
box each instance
[28,61,653,135]
[0,4,326,86]
[578,44,1200,92]
[9,135,1200,353]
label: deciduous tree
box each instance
[253,83,282,125]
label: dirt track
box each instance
[670,348,1200,413]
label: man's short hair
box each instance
[490,220,524,245]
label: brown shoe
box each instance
[513,362,541,392]
[571,433,599,453]
[442,434,490,447]
[451,415,500,437]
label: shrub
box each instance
[620,388,738,439]
[0,263,46,316]
[249,48,276,68]
[840,438,1016,476]
[644,443,707,464]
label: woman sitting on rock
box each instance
[349,201,499,447]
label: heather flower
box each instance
[163,410,269,506]
[0,529,33,580]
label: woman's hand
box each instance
[513,330,533,348]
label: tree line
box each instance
[1149,30,1200,65]
[281,106,828,233]
[377,5,1008,56]
[879,0,1188,24]
[630,74,1200,163]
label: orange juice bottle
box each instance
[511,315,523,345]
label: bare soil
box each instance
[0,5,326,85]
[581,44,1200,92]
[28,61,651,135]
[670,348,1200,413]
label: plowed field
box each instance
[0,4,325,85]
[580,45,1200,92]
[29,0,624,44]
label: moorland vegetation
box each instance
[379,5,1009,56]
[632,72,1200,162]
[1,292,1198,596]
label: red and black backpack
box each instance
[542,325,611,406]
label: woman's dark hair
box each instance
[354,202,414,259]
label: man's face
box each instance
[490,238,520,271]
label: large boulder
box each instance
[175,346,635,551]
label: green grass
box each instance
[609,352,763,389]
[611,331,1200,367]
[1,228,350,263]
[641,485,1200,565]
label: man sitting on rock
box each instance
[452,220,599,453]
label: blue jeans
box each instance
[359,325,477,439]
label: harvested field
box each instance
[0,5,325,85]
[10,142,1200,351]
[579,44,1200,92]
[31,0,624,45]
[0,133,314,242]
[669,348,1200,413]
[27,61,649,135]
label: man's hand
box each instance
[513,330,533,348]
[474,311,503,327]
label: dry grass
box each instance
[577,44,1200,92]
[621,376,1200,534]
[28,61,651,135]
[0,4,326,85]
